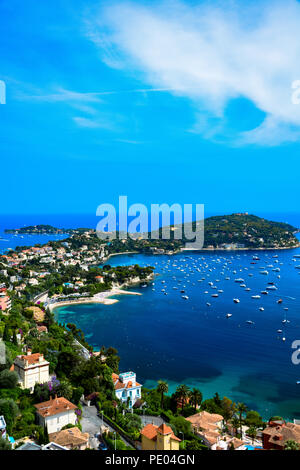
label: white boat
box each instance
[252,295,261,299]
[260,270,269,275]
[259,307,264,311]
[226,314,232,318]
[233,298,240,303]
[211,294,219,298]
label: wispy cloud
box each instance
[73,116,115,130]
[85,0,300,146]
[19,87,102,104]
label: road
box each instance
[140,415,166,427]
[81,404,132,449]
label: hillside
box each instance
[201,213,299,249]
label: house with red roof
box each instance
[141,423,181,450]
[13,350,49,393]
[34,396,78,434]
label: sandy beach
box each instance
[49,287,142,312]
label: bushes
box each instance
[0,369,19,389]
[0,437,12,450]
[0,398,19,434]
[169,415,192,439]
[105,432,134,451]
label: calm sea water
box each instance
[55,242,300,420]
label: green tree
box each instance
[175,385,190,413]
[0,437,12,450]
[236,402,248,433]
[231,416,240,436]
[284,440,300,450]
[190,388,203,411]
[0,370,19,389]
[247,425,257,444]
[245,410,263,428]
[221,397,236,424]
[0,398,19,434]
[170,415,192,437]
[185,440,207,450]
[157,381,168,410]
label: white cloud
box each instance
[86,0,300,145]
[73,116,114,129]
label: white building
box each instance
[112,372,142,409]
[34,396,78,434]
[13,352,50,393]
[0,415,6,440]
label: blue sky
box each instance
[1,0,300,217]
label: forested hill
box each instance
[201,213,299,248]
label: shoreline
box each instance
[50,287,142,312]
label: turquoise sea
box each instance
[2,213,300,419]
[55,241,300,420]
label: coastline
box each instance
[50,287,142,312]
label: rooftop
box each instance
[34,396,77,418]
[49,427,89,448]
[141,423,181,442]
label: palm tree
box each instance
[157,380,168,410]
[231,416,240,436]
[175,384,190,413]
[284,440,300,450]
[247,426,257,445]
[190,388,203,411]
[237,402,248,435]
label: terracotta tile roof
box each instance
[186,411,223,432]
[263,422,300,447]
[141,423,181,442]
[157,423,173,436]
[141,423,158,441]
[17,353,46,365]
[202,430,220,445]
[34,397,77,418]
[49,427,89,448]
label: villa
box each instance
[262,419,300,450]
[34,396,78,434]
[49,427,90,450]
[112,371,142,409]
[185,411,248,450]
[186,411,224,448]
[141,423,181,450]
[13,351,50,393]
